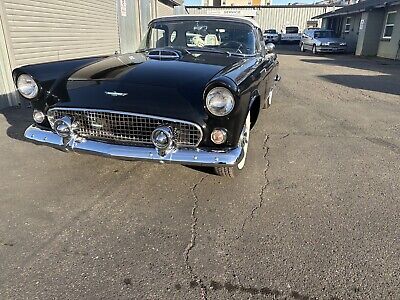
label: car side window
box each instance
[148,28,167,48]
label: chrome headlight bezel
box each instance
[16,74,39,100]
[205,87,235,117]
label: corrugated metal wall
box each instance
[119,0,178,54]
[118,0,142,54]
[1,0,119,68]
[187,6,338,31]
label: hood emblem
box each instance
[105,91,128,97]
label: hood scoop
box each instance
[147,50,180,61]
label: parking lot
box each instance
[0,46,399,299]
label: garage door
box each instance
[1,0,120,68]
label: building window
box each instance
[383,11,397,39]
[344,17,352,33]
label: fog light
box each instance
[211,128,227,145]
[53,116,73,138]
[33,110,45,123]
[151,126,174,150]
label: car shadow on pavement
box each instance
[0,104,32,142]
[300,56,400,96]
[276,44,305,56]
[319,74,400,96]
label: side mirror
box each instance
[265,43,276,54]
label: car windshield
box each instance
[138,20,256,55]
[265,29,277,34]
[286,27,299,34]
[314,30,336,38]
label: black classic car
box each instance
[14,15,280,177]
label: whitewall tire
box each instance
[214,112,251,177]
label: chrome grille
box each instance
[47,108,202,147]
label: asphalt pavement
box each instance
[0,46,399,299]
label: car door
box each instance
[306,31,315,49]
[256,28,275,104]
[303,30,312,49]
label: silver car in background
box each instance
[300,29,347,54]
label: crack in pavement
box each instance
[184,175,208,300]
[237,134,270,240]
[281,133,290,139]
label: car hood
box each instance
[68,52,242,85]
[53,52,244,124]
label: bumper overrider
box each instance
[24,125,244,167]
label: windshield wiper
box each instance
[164,46,192,55]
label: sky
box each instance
[184,0,314,5]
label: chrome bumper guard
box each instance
[24,125,243,167]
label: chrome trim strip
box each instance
[24,125,242,167]
[47,107,204,147]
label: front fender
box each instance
[12,56,106,111]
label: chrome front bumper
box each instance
[317,46,346,52]
[24,125,243,167]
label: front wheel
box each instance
[300,43,305,52]
[214,112,251,178]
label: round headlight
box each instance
[16,74,39,99]
[206,87,235,117]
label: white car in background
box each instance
[280,25,301,43]
[263,29,280,43]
